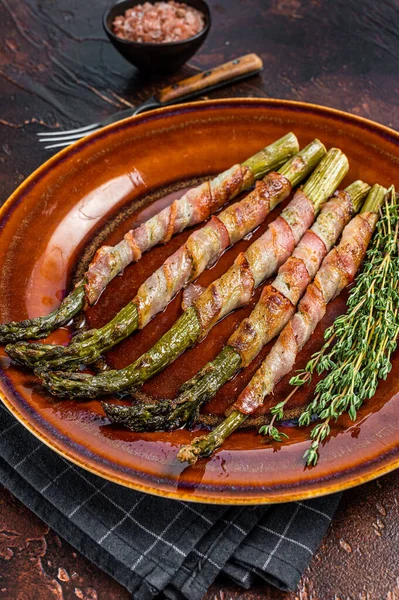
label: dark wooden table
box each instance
[1,0,398,598]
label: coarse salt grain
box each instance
[112,1,205,43]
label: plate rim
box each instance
[1,97,399,504]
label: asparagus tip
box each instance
[35,368,50,385]
[102,402,128,422]
[177,444,200,464]
[5,343,18,359]
[102,402,116,420]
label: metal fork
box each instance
[37,53,263,150]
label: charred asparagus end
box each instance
[242,132,299,179]
[103,346,241,431]
[7,301,140,370]
[102,399,174,432]
[39,307,202,398]
[6,341,61,367]
[0,282,85,344]
[177,410,248,463]
[37,368,95,398]
[103,398,189,432]
[176,445,202,465]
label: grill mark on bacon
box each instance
[164,199,178,243]
[297,283,326,338]
[163,247,192,297]
[291,230,327,279]
[233,210,378,414]
[335,214,374,284]
[279,189,315,244]
[313,263,341,302]
[311,190,353,250]
[271,256,312,305]
[229,287,295,367]
[194,253,256,336]
[219,173,287,245]
[84,163,253,304]
[184,181,212,223]
[124,231,142,261]
[245,217,295,288]
[185,216,230,279]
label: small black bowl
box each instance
[103,0,211,74]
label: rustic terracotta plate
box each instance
[1,99,399,504]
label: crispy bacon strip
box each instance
[228,190,354,367]
[133,172,291,328]
[233,212,377,414]
[85,164,254,304]
[193,189,316,336]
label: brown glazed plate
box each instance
[1,99,399,504]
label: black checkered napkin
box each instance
[0,401,340,598]
[223,496,339,591]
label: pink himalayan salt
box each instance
[112,1,205,43]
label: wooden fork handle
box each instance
[156,54,263,105]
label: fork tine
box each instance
[43,141,78,150]
[37,122,100,137]
[38,131,96,143]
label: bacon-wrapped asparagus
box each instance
[38,149,350,398]
[0,134,298,344]
[177,185,385,464]
[10,141,325,370]
[102,180,369,431]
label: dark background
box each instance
[1,0,399,598]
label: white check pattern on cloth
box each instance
[0,401,341,598]
[263,504,302,568]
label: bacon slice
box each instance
[85,163,254,305]
[133,172,291,329]
[233,211,377,414]
[182,283,205,311]
[193,189,317,336]
[311,190,353,249]
[228,191,355,368]
[193,252,257,336]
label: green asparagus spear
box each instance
[0,283,85,344]
[177,186,385,464]
[9,139,324,370]
[1,134,298,345]
[103,346,241,431]
[38,148,349,398]
[101,180,370,430]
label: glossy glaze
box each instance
[1,99,399,504]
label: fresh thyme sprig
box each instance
[262,187,399,465]
[259,399,290,442]
[259,334,335,442]
[302,186,399,465]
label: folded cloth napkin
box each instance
[0,401,341,598]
